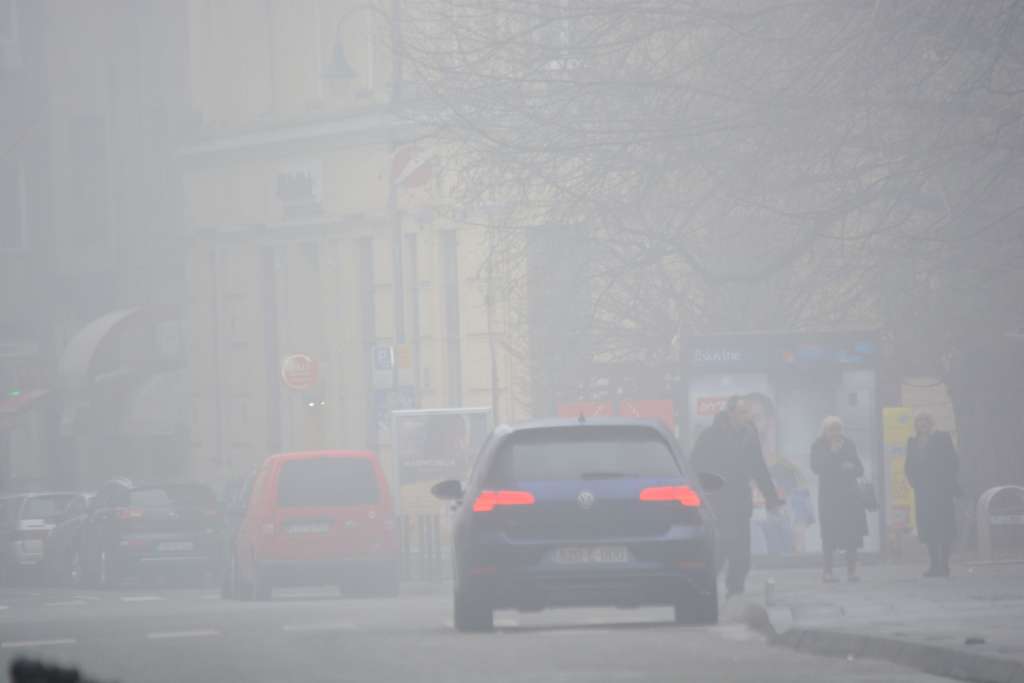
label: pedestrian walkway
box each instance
[741,561,1024,683]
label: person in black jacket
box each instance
[906,412,960,577]
[691,396,784,598]
[810,416,867,583]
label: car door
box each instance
[45,495,88,572]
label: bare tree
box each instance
[400,0,1024,487]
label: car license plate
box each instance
[287,522,330,534]
[158,541,194,553]
[554,546,629,565]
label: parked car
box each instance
[41,493,93,585]
[221,450,400,600]
[1,492,82,583]
[0,492,86,583]
[50,479,222,588]
[431,418,724,631]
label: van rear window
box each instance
[277,458,380,507]
[21,495,76,522]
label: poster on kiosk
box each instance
[684,332,882,557]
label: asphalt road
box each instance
[0,583,948,683]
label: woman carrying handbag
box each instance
[811,416,869,583]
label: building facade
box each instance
[1,0,192,492]
[181,0,528,491]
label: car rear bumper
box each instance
[8,541,46,566]
[457,526,715,610]
[113,534,221,572]
[470,568,713,610]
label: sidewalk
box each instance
[740,561,1024,683]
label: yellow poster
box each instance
[883,406,915,532]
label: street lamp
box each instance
[323,28,356,80]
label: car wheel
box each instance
[453,585,493,632]
[674,579,718,626]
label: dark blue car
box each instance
[432,418,723,631]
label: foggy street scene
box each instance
[2,1,1024,682]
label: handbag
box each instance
[858,480,879,512]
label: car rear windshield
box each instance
[130,485,216,510]
[277,457,380,507]
[21,495,76,522]
[490,427,682,483]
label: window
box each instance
[21,495,77,522]
[277,457,380,507]
[491,428,681,483]
[0,156,27,251]
[130,484,216,510]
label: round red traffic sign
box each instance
[281,354,319,390]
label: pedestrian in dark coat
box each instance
[905,412,960,577]
[691,396,784,598]
[810,416,867,582]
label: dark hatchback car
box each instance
[47,479,222,587]
[432,418,723,631]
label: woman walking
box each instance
[906,413,960,577]
[811,416,868,582]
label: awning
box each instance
[59,308,143,395]
[0,388,50,431]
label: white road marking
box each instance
[282,622,357,633]
[122,595,164,603]
[0,606,8,611]
[199,593,220,600]
[73,595,102,602]
[495,617,519,628]
[43,600,87,607]
[146,629,220,640]
[2,638,77,649]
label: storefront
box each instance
[683,331,882,556]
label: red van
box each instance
[222,450,399,600]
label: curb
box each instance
[741,601,1024,683]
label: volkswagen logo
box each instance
[577,490,596,510]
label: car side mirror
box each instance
[698,471,725,493]
[431,479,464,501]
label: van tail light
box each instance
[639,485,702,508]
[118,508,145,520]
[472,490,535,513]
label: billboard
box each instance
[391,408,493,513]
[883,406,916,536]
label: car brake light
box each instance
[472,490,535,513]
[639,485,701,507]
[118,508,145,520]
